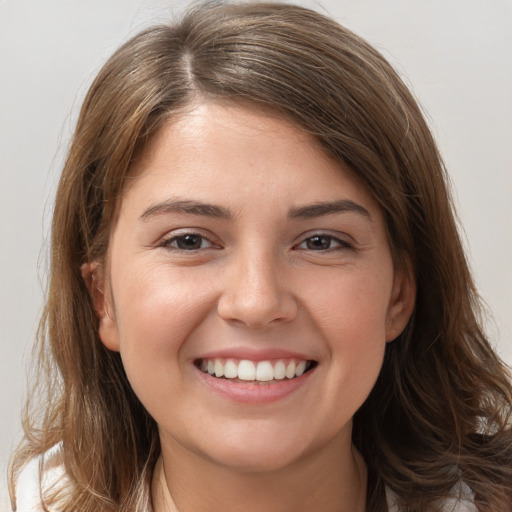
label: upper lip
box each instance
[195,347,316,362]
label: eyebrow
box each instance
[288,199,371,220]
[139,198,371,222]
[139,199,233,221]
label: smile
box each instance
[196,358,316,383]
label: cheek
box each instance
[109,266,221,423]
[304,264,393,341]
[303,266,392,394]
[110,265,216,376]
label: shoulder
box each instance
[386,481,478,511]
[13,444,66,512]
[13,446,152,511]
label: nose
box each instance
[217,248,298,328]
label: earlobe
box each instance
[80,262,120,352]
[385,267,416,342]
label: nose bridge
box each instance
[217,241,297,327]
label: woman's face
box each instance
[92,102,414,472]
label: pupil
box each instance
[307,236,330,250]
[178,235,201,250]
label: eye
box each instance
[161,233,214,251]
[296,234,351,251]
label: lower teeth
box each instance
[213,375,297,383]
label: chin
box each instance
[211,447,302,474]
[194,429,315,475]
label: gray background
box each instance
[1,0,511,506]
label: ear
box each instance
[385,266,416,342]
[81,262,120,352]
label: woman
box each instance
[9,1,512,511]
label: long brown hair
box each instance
[10,2,512,510]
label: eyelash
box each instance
[158,232,352,253]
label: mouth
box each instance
[195,358,317,384]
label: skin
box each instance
[85,102,415,511]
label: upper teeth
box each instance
[199,358,310,382]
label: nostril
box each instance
[217,293,298,328]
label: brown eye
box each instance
[297,234,351,251]
[163,234,212,251]
[176,234,203,250]
[305,235,332,250]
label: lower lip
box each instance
[195,366,315,404]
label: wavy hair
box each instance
[10,2,512,510]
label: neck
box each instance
[152,431,367,512]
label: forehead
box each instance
[121,101,380,220]
[132,101,327,173]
